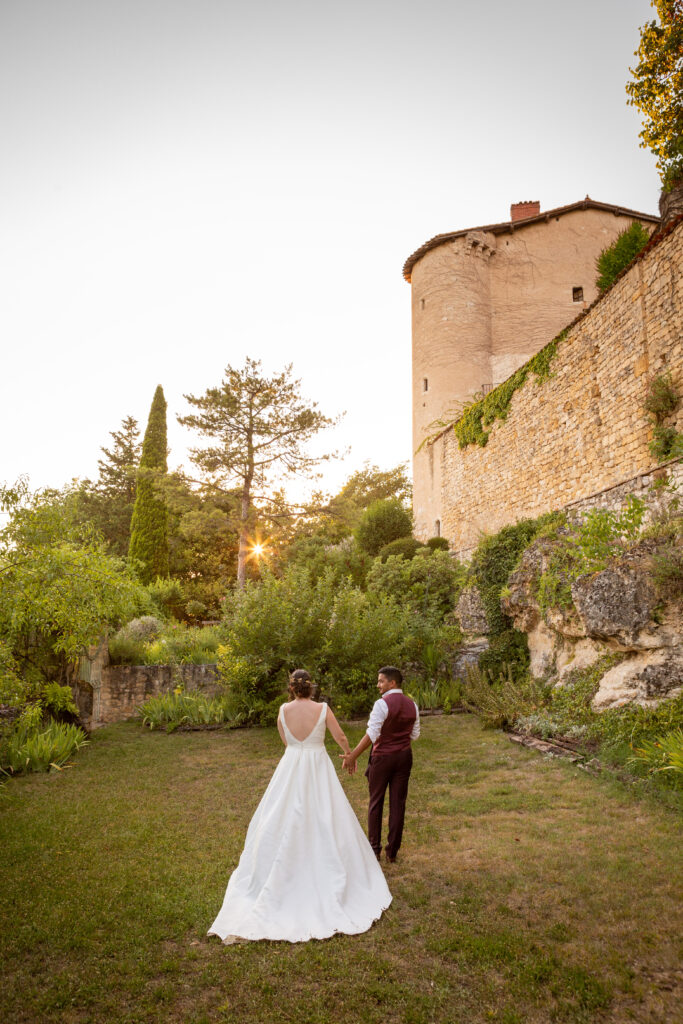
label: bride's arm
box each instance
[324,705,351,757]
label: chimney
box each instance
[510,200,540,222]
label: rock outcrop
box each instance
[501,537,683,709]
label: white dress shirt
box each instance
[366,688,421,743]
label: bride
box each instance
[208,669,392,943]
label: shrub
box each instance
[368,549,465,623]
[116,616,164,643]
[108,633,148,665]
[652,545,683,598]
[355,499,412,557]
[147,577,185,619]
[644,373,680,421]
[185,599,207,620]
[426,536,449,552]
[40,682,79,720]
[378,537,421,561]
[595,222,650,292]
[217,564,413,720]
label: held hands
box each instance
[340,752,357,775]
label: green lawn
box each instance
[1,715,681,1024]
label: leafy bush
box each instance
[147,577,185,619]
[368,549,465,623]
[41,682,79,719]
[284,536,373,589]
[0,710,88,775]
[355,499,412,556]
[137,690,232,732]
[426,536,450,552]
[644,373,680,421]
[217,564,412,720]
[185,599,207,620]
[649,424,683,462]
[378,536,421,561]
[109,621,221,665]
[595,222,650,292]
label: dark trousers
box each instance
[366,746,413,859]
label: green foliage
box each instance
[40,683,79,719]
[594,222,650,292]
[452,335,561,449]
[378,536,421,561]
[178,357,340,586]
[147,576,185,619]
[109,622,221,666]
[467,514,561,679]
[355,498,413,556]
[216,564,412,720]
[426,536,449,552]
[129,385,170,584]
[368,549,465,623]
[0,712,88,775]
[283,536,373,589]
[0,481,151,676]
[629,727,683,775]
[462,664,551,730]
[652,544,683,596]
[649,424,683,461]
[185,599,207,620]
[536,498,647,614]
[626,0,683,188]
[137,690,232,732]
[644,372,680,420]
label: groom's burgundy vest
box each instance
[372,692,417,757]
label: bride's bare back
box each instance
[278,697,350,750]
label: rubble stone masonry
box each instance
[438,219,683,558]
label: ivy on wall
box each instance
[453,331,565,449]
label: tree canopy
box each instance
[178,358,340,586]
[626,0,683,188]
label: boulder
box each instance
[571,568,657,648]
[592,651,683,709]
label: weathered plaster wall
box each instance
[411,207,656,539]
[436,219,683,558]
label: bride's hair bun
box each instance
[289,669,313,698]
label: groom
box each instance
[342,666,420,863]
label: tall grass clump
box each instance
[137,690,232,733]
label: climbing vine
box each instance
[453,331,564,449]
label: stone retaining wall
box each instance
[71,660,220,730]
[435,219,683,558]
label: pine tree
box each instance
[91,415,141,556]
[128,386,169,583]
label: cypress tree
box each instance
[128,386,169,582]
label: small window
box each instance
[573,286,584,302]
[420,298,426,310]
[435,519,441,537]
[423,378,428,392]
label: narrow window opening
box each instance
[573,286,584,302]
[420,297,426,310]
[435,519,441,537]
[423,378,428,392]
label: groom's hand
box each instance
[340,753,357,775]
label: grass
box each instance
[1,715,682,1024]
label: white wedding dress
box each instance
[208,701,392,943]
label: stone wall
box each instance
[410,203,659,539]
[71,661,220,730]
[437,218,683,558]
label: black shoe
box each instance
[385,852,396,863]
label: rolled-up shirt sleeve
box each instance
[411,702,420,740]
[366,698,389,742]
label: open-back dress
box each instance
[208,701,392,942]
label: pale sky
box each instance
[0,0,659,502]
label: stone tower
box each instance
[404,198,659,541]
